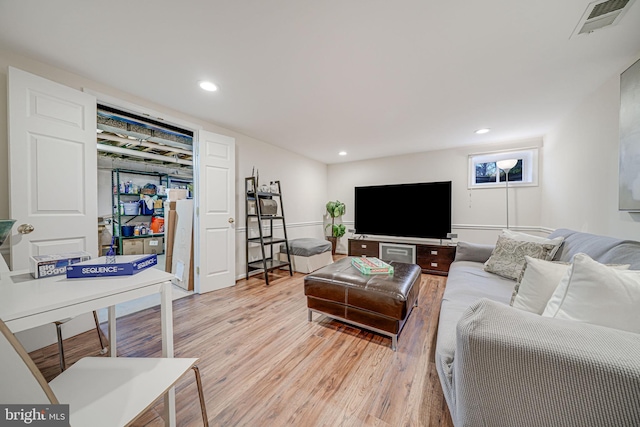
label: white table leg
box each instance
[160,281,176,427]
[108,305,117,357]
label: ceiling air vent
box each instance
[571,0,636,37]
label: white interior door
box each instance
[8,67,97,269]
[194,130,235,293]
[7,67,97,351]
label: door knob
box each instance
[228,218,235,223]
[18,224,35,234]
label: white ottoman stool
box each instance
[279,238,334,273]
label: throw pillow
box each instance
[542,253,640,334]
[500,229,564,258]
[454,241,495,263]
[484,234,559,280]
[510,256,569,314]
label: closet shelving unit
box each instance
[244,177,293,285]
[111,168,168,255]
[167,175,193,199]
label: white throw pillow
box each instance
[501,229,564,258]
[542,253,640,334]
[511,257,569,314]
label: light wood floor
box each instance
[29,263,454,427]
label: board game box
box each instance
[30,251,92,279]
[66,254,157,278]
[351,257,394,275]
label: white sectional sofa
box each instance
[435,229,640,427]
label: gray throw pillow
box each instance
[454,241,495,263]
[484,235,558,280]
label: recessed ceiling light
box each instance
[475,128,491,134]
[199,81,218,92]
[339,151,347,156]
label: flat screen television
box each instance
[354,181,452,239]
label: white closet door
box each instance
[8,67,97,270]
[194,130,235,293]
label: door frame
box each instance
[85,90,203,136]
[85,89,219,294]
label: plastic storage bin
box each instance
[123,202,139,215]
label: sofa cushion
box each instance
[484,234,560,280]
[434,261,514,414]
[542,253,640,333]
[549,228,640,269]
[454,241,495,263]
[435,261,515,393]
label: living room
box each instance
[0,4,638,256]
[0,1,639,426]
[1,46,639,269]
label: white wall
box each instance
[234,131,328,273]
[541,60,640,240]
[327,57,640,247]
[328,138,544,247]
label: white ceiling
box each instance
[1,1,640,164]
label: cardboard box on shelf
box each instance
[167,189,188,201]
[144,236,165,254]
[122,239,144,255]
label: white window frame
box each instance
[468,147,539,188]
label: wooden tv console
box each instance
[348,238,456,276]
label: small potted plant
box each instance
[325,200,346,254]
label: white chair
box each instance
[0,318,209,426]
[54,310,109,372]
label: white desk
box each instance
[0,267,177,427]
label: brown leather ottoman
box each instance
[304,257,421,350]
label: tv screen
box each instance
[354,181,451,239]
